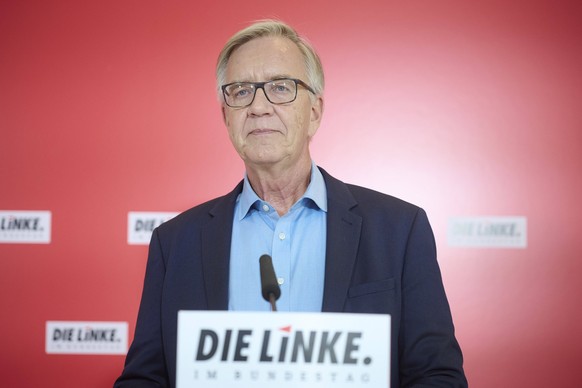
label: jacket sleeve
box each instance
[398,208,467,387]
[114,228,170,387]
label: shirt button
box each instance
[262,204,269,212]
[278,232,286,240]
[277,277,285,285]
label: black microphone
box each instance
[259,254,281,311]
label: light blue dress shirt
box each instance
[228,163,327,312]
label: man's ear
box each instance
[221,105,227,124]
[308,95,324,137]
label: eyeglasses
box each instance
[221,78,316,108]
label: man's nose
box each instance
[248,87,273,115]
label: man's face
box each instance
[222,36,323,170]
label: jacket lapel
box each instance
[200,181,243,310]
[319,169,362,312]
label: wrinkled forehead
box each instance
[225,36,307,83]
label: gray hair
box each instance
[216,20,325,99]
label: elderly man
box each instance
[115,20,467,387]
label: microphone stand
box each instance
[268,293,278,312]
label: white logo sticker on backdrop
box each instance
[127,211,179,245]
[46,321,128,355]
[448,216,527,248]
[0,210,51,244]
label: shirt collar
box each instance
[237,162,328,220]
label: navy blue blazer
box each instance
[116,168,467,387]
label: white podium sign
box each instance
[176,311,390,388]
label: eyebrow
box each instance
[229,74,295,83]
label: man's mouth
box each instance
[249,128,278,135]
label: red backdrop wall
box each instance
[1,1,581,387]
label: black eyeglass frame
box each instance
[221,78,316,108]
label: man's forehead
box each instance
[225,36,306,82]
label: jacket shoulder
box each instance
[320,167,423,218]
[156,181,243,236]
